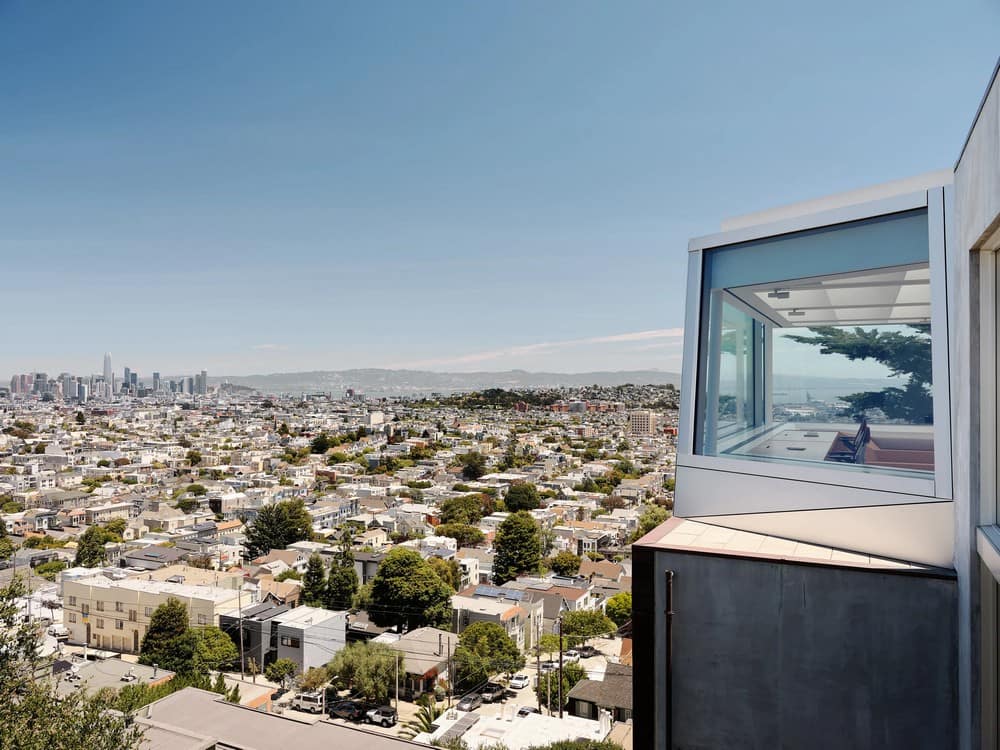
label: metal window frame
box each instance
[678,188,953,503]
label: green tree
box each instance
[298,666,329,692]
[537,633,561,660]
[504,482,540,512]
[535,661,587,712]
[186,450,202,466]
[324,561,359,611]
[369,547,453,630]
[458,451,487,480]
[138,598,199,675]
[439,494,484,525]
[560,610,616,648]
[0,521,12,562]
[74,525,111,567]
[277,422,290,436]
[548,550,582,577]
[454,622,525,689]
[310,433,331,454]
[783,325,933,422]
[274,568,302,582]
[427,556,461,591]
[243,499,314,558]
[193,626,239,673]
[75,410,86,425]
[264,657,298,688]
[605,592,632,628]
[493,511,542,585]
[327,641,400,704]
[33,560,67,581]
[434,523,485,548]
[302,553,326,606]
[630,503,671,542]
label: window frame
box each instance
[678,188,953,501]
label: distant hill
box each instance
[210,368,681,397]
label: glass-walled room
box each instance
[695,209,936,478]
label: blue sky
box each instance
[1,1,997,378]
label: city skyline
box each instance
[2,3,997,378]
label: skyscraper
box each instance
[152,372,161,392]
[103,352,113,392]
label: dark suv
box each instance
[329,700,367,721]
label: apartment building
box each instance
[634,61,1000,750]
[627,409,657,437]
[62,573,243,653]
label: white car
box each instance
[509,674,530,690]
[563,650,581,663]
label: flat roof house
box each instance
[634,60,1000,750]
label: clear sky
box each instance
[1,1,997,379]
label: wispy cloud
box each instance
[391,328,684,369]
[251,343,288,351]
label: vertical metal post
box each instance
[557,615,564,719]
[237,587,245,679]
[536,616,542,713]
[665,570,674,749]
[395,652,399,713]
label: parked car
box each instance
[47,624,70,640]
[292,691,325,714]
[563,650,581,663]
[481,683,505,703]
[329,700,367,721]
[509,674,530,690]
[518,706,541,717]
[539,660,558,673]
[577,645,600,658]
[365,706,397,727]
[457,693,483,712]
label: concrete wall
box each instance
[635,549,957,750]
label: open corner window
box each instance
[695,209,939,480]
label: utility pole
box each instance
[557,615,564,719]
[394,651,400,713]
[447,636,453,708]
[535,617,542,714]
[237,587,245,679]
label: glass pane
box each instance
[695,210,934,478]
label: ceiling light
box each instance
[767,290,790,299]
[788,309,805,317]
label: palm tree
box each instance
[398,695,442,739]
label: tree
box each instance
[493,511,542,585]
[427,556,461,591]
[454,622,525,690]
[298,666,329,692]
[458,452,487,480]
[193,626,239,674]
[435,523,485,548]
[549,550,582,577]
[535,661,587,713]
[504,482,540,512]
[630,504,671,542]
[138,598,199,675]
[302,553,326,605]
[277,422,290,436]
[439,494,484,525]
[0,521,12,563]
[33,560,67,581]
[310,433,331,454]
[186,450,202,466]
[605,592,632,628]
[399,695,442,739]
[369,548,453,630]
[243,499,314,558]
[264,658,298,688]
[328,641,400,704]
[560,610,616,648]
[75,410,86,425]
[537,633,561,660]
[74,525,110,567]
[0,579,145,748]
[783,325,933,422]
[275,568,302,582]
[324,560,359,610]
